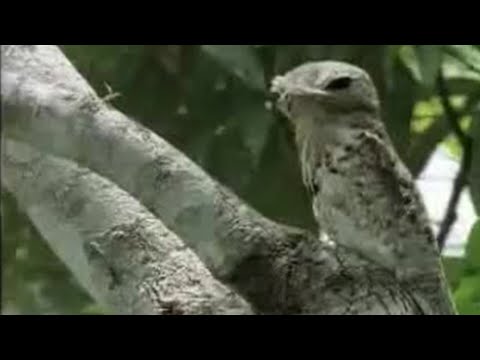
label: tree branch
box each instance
[435,71,473,250]
[2,139,252,314]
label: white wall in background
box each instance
[416,147,477,257]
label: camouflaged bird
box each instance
[271,61,455,314]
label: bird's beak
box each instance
[270,76,287,98]
[271,76,331,117]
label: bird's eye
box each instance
[325,77,352,91]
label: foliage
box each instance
[444,221,480,314]
[3,45,480,314]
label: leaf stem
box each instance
[435,70,473,250]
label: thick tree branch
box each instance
[2,139,252,314]
[2,47,300,269]
[435,71,473,250]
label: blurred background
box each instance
[2,45,480,314]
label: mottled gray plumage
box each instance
[271,61,455,314]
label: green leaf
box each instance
[470,111,480,213]
[415,45,443,89]
[454,274,480,314]
[437,51,480,137]
[444,45,480,75]
[384,52,417,157]
[464,220,480,272]
[442,256,465,291]
[201,45,265,91]
[442,52,480,97]
[397,45,421,83]
[443,222,480,312]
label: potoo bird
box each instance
[271,61,455,314]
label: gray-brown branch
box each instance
[2,139,252,314]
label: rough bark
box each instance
[3,139,252,314]
[1,45,455,314]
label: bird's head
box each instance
[271,61,380,123]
